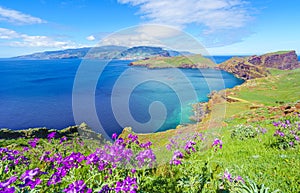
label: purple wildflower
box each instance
[4,166,9,173]
[115,138,125,146]
[212,138,223,150]
[99,184,111,193]
[0,187,15,193]
[0,148,30,167]
[170,159,182,165]
[0,176,17,189]
[20,168,42,189]
[112,133,118,140]
[260,128,267,134]
[170,150,184,165]
[40,151,51,162]
[289,141,294,147]
[131,168,136,174]
[63,180,92,193]
[295,135,299,141]
[128,134,139,144]
[47,173,62,186]
[173,150,183,159]
[235,176,245,183]
[223,171,232,182]
[184,140,196,154]
[23,147,30,152]
[139,141,152,149]
[166,144,172,151]
[28,138,39,148]
[47,132,56,141]
[114,176,138,193]
[274,130,285,137]
[60,136,67,144]
[135,149,156,167]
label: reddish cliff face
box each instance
[217,51,299,80]
[248,51,299,70]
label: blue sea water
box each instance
[0,57,243,136]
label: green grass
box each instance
[263,50,292,56]
[230,68,300,106]
[210,119,300,192]
[268,68,286,76]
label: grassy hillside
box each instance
[227,68,300,106]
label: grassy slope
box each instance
[232,69,300,105]
[263,50,291,55]
[199,68,300,191]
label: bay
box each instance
[0,57,243,136]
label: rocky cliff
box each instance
[217,57,269,80]
[217,50,299,80]
[249,51,299,70]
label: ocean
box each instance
[0,57,243,136]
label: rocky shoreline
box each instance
[0,122,103,141]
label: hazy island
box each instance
[13,45,188,60]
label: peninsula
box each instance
[131,50,299,80]
[129,54,214,68]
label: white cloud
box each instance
[0,28,20,39]
[0,6,46,25]
[0,28,77,49]
[118,0,254,47]
[136,25,181,38]
[99,24,209,55]
[99,25,176,48]
[86,35,96,41]
[118,0,251,31]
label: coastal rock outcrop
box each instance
[0,122,103,141]
[248,50,299,70]
[217,50,299,80]
[217,57,269,80]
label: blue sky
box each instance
[0,0,299,57]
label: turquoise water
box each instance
[0,58,243,136]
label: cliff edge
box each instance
[217,50,299,80]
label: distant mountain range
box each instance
[13,46,192,60]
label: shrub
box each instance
[271,114,300,149]
[231,125,265,140]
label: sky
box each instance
[0,0,299,57]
